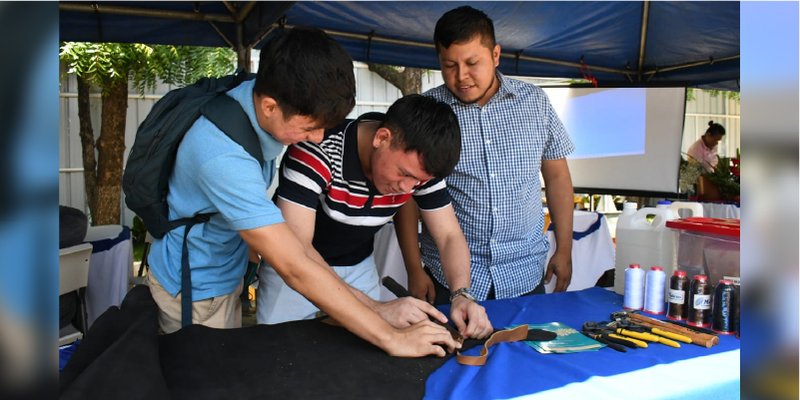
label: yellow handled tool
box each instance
[608,333,648,348]
[652,328,692,344]
[616,328,659,342]
[616,328,681,348]
[653,336,681,348]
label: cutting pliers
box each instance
[582,322,643,352]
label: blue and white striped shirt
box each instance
[421,72,574,300]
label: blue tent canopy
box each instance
[59,1,739,89]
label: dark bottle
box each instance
[688,274,711,327]
[712,279,737,334]
[667,270,689,320]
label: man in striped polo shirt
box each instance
[257,94,492,340]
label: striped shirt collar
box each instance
[341,118,381,194]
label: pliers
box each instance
[582,321,642,352]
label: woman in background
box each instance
[687,121,726,172]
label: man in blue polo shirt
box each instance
[147,28,460,358]
[259,95,492,339]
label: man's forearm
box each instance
[349,285,380,310]
[240,225,396,349]
[542,159,574,256]
[394,201,426,278]
[436,234,471,292]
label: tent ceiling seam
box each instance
[207,21,235,49]
[281,22,631,76]
[643,54,740,76]
[637,0,651,81]
[59,2,236,23]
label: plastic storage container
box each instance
[666,218,740,285]
[669,201,704,218]
[614,205,679,295]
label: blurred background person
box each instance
[687,120,726,172]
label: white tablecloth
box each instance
[374,210,616,299]
[544,210,615,293]
[84,225,133,327]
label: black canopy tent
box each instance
[59,1,740,89]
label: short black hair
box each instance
[706,120,726,137]
[382,95,461,178]
[434,6,496,52]
[255,27,356,129]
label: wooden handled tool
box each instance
[627,313,719,348]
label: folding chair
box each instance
[59,242,93,346]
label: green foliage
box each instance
[687,87,740,102]
[704,156,740,201]
[60,42,236,95]
[678,157,704,194]
[131,215,146,246]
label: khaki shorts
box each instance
[147,273,243,334]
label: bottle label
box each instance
[693,294,711,310]
[668,289,685,304]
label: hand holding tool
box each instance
[381,276,464,342]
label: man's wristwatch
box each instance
[449,287,476,303]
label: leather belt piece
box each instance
[456,325,530,366]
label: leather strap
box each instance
[456,325,530,366]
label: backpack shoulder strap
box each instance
[201,94,264,167]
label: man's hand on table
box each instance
[450,296,493,339]
[374,296,448,328]
[383,320,462,357]
[544,250,573,292]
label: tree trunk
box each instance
[401,68,422,95]
[77,76,98,220]
[93,78,129,225]
[367,64,423,95]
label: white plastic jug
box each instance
[669,201,704,218]
[613,206,678,295]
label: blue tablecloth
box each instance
[426,287,740,399]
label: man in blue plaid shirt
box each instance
[397,6,575,304]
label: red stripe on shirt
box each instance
[329,186,369,207]
[288,145,331,183]
[371,193,412,207]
